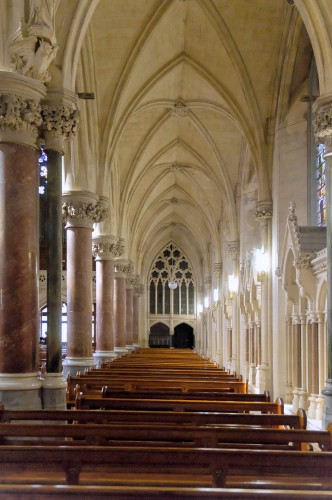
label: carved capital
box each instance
[294,255,313,270]
[313,106,332,143]
[213,263,223,275]
[115,259,134,277]
[227,241,239,257]
[92,235,119,261]
[255,200,273,222]
[169,99,190,117]
[0,92,43,143]
[126,274,138,288]
[62,191,99,229]
[40,101,79,152]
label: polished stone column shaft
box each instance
[66,226,93,358]
[114,274,127,354]
[0,144,39,373]
[133,292,140,346]
[46,149,63,373]
[95,258,115,352]
[126,285,134,348]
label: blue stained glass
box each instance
[39,148,47,196]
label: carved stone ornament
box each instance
[255,200,273,221]
[92,241,120,261]
[313,107,332,142]
[227,241,240,257]
[170,161,183,173]
[40,103,79,140]
[62,200,99,229]
[213,263,223,275]
[288,201,297,222]
[294,255,312,270]
[126,275,138,288]
[115,260,135,276]
[0,93,42,137]
[169,100,190,117]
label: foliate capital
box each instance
[40,99,79,152]
[255,200,273,222]
[92,235,119,261]
[213,263,223,276]
[62,191,99,229]
[227,241,239,257]
[313,95,332,154]
[115,259,134,277]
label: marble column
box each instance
[92,235,120,367]
[228,241,239,374]
[39,90,79,407]
[125,275,135,352]
[114,258,133,356]
[133,277,143,348]
[0,72,46,408]
[313,96,332,426]
[62,191,106,376]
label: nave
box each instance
[0,349,331,499]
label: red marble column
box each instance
[62,191,106,376]
[133,291,140,347]
[92,235,122,366]
[125,284,134,349]
[114,259,133,356]
[0,144,39,373]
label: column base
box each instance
[322,379,332,428]
[255,364,270,393]
[62,357,95,378]
[132,343,140,350]
[0,373,43,409]
[284,383,294,404]
[93,350,118,368]
[248,363,256,387]
[41,373,67,409]
[292,387,300,412]
[126,345,136,353]
[113,347,127,358]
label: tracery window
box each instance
[149,243,195,315]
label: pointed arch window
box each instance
[149,243,195,315]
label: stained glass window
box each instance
[39,148,48,196]
[316,143,326,226]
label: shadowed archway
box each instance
[173,323,194,349]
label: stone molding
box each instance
[62,191,102,229]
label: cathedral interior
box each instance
[1,0,332,430]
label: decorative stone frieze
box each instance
[169,99,190,117]
[92,235,119,261]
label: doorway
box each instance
[173,323,194,349]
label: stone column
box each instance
[309,316,319,396]
[0,72,46,409]
[133,277,143,349]
[39,90,79,408]
[255,201,272,392]
[62,191,105,376]
[292,317,302,388]
[228,241,240,373]
[114,258,132,357]
[204,276,212,359]
[285,315,294,404]
[92,234,120,367]
[213,263,222,365]
[313,96,332,426]
[125,272,136,352]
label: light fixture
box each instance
[253,248,269,282]
[168,247,178,289]
[228,274,239,299]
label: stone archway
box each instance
[149,322,170,348]
[173,323,194,349]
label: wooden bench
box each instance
[0,445,331,489]
[75,393,284,413]
[0,406,307,429]
[0,422,329,450]
[0,484,331,499]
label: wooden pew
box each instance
[75,393,284,413]
[0,406,307,429]
[0,484,331,499]
[0,445,331,489]
[0,422,329,450]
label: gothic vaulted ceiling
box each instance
[56,0,299,277]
